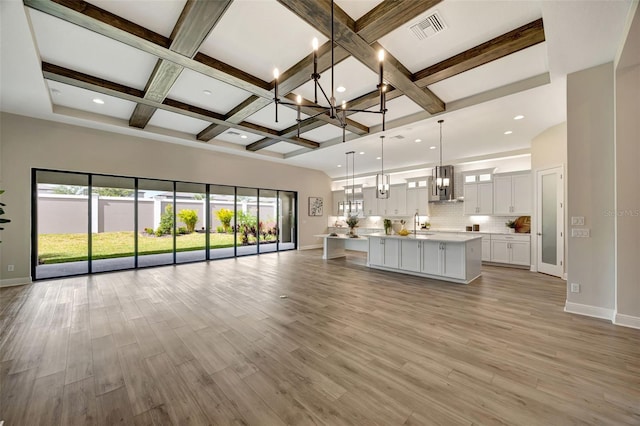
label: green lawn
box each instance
[38,231,237,264]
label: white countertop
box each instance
[418,229,530,236]
[316,234,368,240]
[367,232,482,242]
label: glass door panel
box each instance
[176,182,207,263]
[259,190,278,253]
[138,179,175,268]
[236,187,258,256]
[209,185,236,259]
[91,175,135,272]
[35,170,89,279]
[279,191,296,251]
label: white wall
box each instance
[614,4,640,328]
[566,63,616,318]
[0,113,332,285]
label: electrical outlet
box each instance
[571,216,585,226]
[570,283,580,293]
[7,265,14,272]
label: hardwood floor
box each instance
[1,249,639,425]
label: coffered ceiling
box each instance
[0,0,634,179]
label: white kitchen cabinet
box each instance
[481,235,491,262]
[362,187,378,216]
[420,240,465,279]
[420,240,441,275]
[490,234,530,266]
[380,184,407,216]
[368,236,399,268]
[400,239,421,272]
[464,182,493,215]
[406,187,430,216]
[493,172,532,215]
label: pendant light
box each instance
[376,135,390,199]
[344,151,356,215]
[433,119,450,193]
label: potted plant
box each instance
[505,219,516,233]
[346,215,359,238]
[383,218,392,235]
[422,222,431,230]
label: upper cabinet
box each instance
[406,178,430,216]
[493,172,532,215]
[381,184,407,216]
[463,171,493,215]
[362,187,378,216]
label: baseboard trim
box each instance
[564,301,614,321]
[0,277,32,288]
[298,244,322,250]
[613,312,640,329]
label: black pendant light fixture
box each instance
[433,119,450,193]
[271,0,388,142]
[376,135,390,199]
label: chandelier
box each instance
[376,135,390,199]
[433,119,450,192]
[272,0,388,142]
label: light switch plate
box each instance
[571,228,590,238]
[571,216,585,226]
[570,283,580,293]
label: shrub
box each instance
[177,209,198,233]
[177,226,188,235]
[144,227,154,235]
[156,205,174,236]
[216,225,225,233]
[215,208,234,233]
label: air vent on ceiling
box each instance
[227,131,241,136]
[410,12,446,40]
[391,135,405,140]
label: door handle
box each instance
[537,232,542,236]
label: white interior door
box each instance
[536,167,564,277]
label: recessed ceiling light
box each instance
[376,156,381,160]
[92,98,104,105]
[337,164,342,167]
[336,86,346,93]
[513,115,524,120]
[240,134,248,139]
[429,146,436,150]
[51,88,61,95]
[504,130,513,135]
[359,151,365,155]
[415,138,421,143]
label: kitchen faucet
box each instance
[414,210,419,235]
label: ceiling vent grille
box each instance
[392,135,405,140]
[227,131,241,136]
[410,12,446,40]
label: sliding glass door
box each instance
[176,182,207,264]
[259,190,278,253]
[91,175,136,272]
[209,185,236,259]
[236,187,258,256]
[32,169,297,279]
[138,179,174,268]
[35,170,89,279]
[279,191,297,250]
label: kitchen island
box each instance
[367,233,483,284]
[317,234,369,259]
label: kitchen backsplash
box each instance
[427,202,519,233]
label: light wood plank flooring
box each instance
[1,250,639,425]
